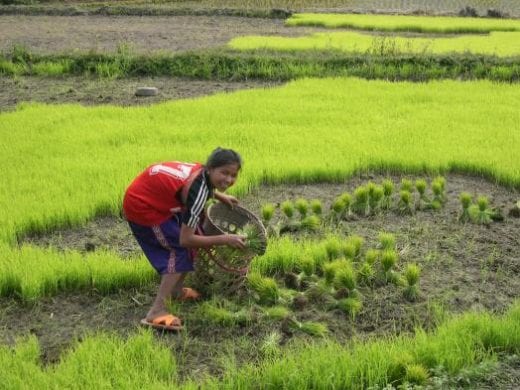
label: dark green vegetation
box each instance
[3,45,520,82]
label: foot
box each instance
[173,287,201,301]
[141,313,183,331]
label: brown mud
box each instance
[0,15,322,55]
[0,76,280,112]
[2,173,519,382]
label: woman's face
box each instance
[208,163,240,192]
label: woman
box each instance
[123,147,246,330]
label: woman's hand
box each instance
[216,192,239,208]
[224,234,246,250]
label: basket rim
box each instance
[205,202,267,237]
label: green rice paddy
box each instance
[287,13,520,33]
[230,30,520,57]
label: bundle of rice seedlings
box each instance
[242,223,265,255]
[331,198,345,221]
[342,242,357,260]
[403,263,420,301]
[323,258,348,284]
[353,186,369,216]
[381,250,398,273]
[404,364,429,386]
[346,235,364,258]
[476,195,492,225]
[287,318,328,337]
[304,282,334,305]
[357,262,375,286]
[333,263,357,291]
[324,237,342,260]
[337,297,363,319]
[458,192,473,223]
[299,255,315,277]
[432,176,446,204]
[300,215,320,231]
[400,178,414,193]
[295,198,309,219]
[369,185,384,214]
[281,200,295,219]
[398,190,414,214]
[415,179,430,210]
[196,301,250,326]
[262,306,291,321]
[247,273,279,306]
[261,203,276,224]
[339,192,352,217]
[365,249,380,265]
[310,199,322,215]
[381,179,394,210]
[378,232,396,250]
[260,331,282,359]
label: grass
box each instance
[229,30,520,57]
[1,76,520,298]
[2,47,520,82]
[286,13,520,34]
[3,300,520,388]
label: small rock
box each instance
[85,242,96,252]
[135,87,158,97]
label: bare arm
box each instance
[214,191,239,207]
[179,224,246,249]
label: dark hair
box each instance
[206,147,242,170]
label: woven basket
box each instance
[188,202,267,296]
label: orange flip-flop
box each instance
[178,287,201,301]
[140,314,183,331]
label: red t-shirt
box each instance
[123,161,210,226]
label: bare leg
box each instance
[146,272,186,321]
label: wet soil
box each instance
[0,14,322,55]
[0,76,280,112]
[3,173,519,382]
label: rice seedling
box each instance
[304,282,335,306]
[378,232,396,251]
[365,249,380,265]
[474,195,493,225]
[299,255,316,277]
[400,178,414,193]
[330,198,346,221]
[346,235,364,258]
[196,301,250,326]
[458,192,473,223]
[323,258,349,285]
[381,250,398,277]
[369,185,384,214]
[287,318,329,337]
[398,190,414,215]
[300,215,321,231]
[247,273,279,306]
[404,364,430,385]
[337,297,363,319]
[339,192,352,217]
[310,199,322,215]
[357,262,375,286]
[281,200,295,220]
[353,186,370,216]
[295,198,309,219]
[381,179,394,210]
[242,223,265,254]
[342,242,357,260]
[333,263,357,291]
[261,203,276,224]
[262,306,291,321]
[432,176,447,204]
[404,263,421,287]
[324,237,342,260]
[260,331,282,359]
[415,179,431,210]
